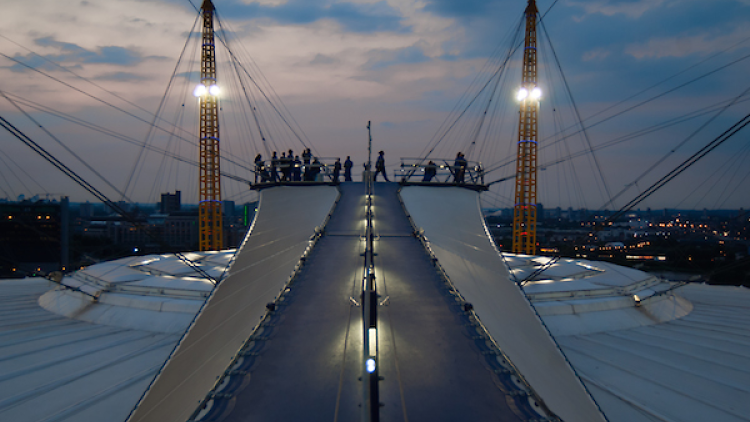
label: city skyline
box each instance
[0,0,749,210]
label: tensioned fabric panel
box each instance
[128,185,339,422]
[399,186,607,422]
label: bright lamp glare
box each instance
[193,85,207,97]
[531,87,542,100]
[209,84,220,96]
[366,358,376,373]
[516,88,528,101]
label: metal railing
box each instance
[252,156,345,184]
[397,157,485,185]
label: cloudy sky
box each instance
[0,0,749,210]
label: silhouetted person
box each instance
[310,157,322,181]
[423,160,437,182]
[270,151,279,182]
[302,148,312,166]
[292,155,302,181]
[454,152,466,184]
[344,156,353,181]
[254,153,263,183]
[374,150,389,182]
[280,152,289,181]
[332,158,342,182]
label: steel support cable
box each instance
[1,92,134,203]
[227,51,273,157]
[150,37,202,201]
[609,112,750,222]
[0,148,40,197]
[714,147,750,208]
[545,34,750,143]
[540,95,750,174]
[0,114,218,284]
[481,52,750,178]
[0,34,199,146]
[0,51,201,165]
[219,30,281,155]
[536,51,750,153]
[711,142,750,208]
[411,20,524,176]
[2,92,255,184]
[465,58,507,159]
[216,14,318,156]
[414,20,524,161]
[0,156,16,198]
[485,94,750,186]
[122,14,202,200]
[678,138,750,209]
[539,20,613,209]
[214,14,314,154]
[0,51,257,185]
[602,84,750,210]
[415,0,560,167]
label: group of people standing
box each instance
[421,152,468,183]
[253,149,473,185]
[254,150,354,183]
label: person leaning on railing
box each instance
[423,161,437,182]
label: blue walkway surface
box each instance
[209,183,529,421]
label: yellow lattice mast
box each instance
[512,0,540,255]
[197,0,223,251]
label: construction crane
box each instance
[196,0,223,251]
[512,0,540,255]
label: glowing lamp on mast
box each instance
[193,84,207,97]
[531,86,542,100]
[209,84,220,96]
[516,87,528,101]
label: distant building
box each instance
[160,191,181,214]
[0,198,69,277]
[79,201,93,218]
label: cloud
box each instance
[582,48,611,61]
[422,0,502,18]
[94,71,148,81]
[217,0,409,33]
[364,45,431,70]
[310,53,339,65]
[566,0,668,19]
[5,37,144,73]
[625,26,750,59]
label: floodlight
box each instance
[516,87,528,101]
[531,87,542,100]
[193,84,207,97]
[209,84,220,96]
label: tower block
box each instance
[197,0,223,251]
[512,0,539,255]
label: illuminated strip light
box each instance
[368,327,377,357]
